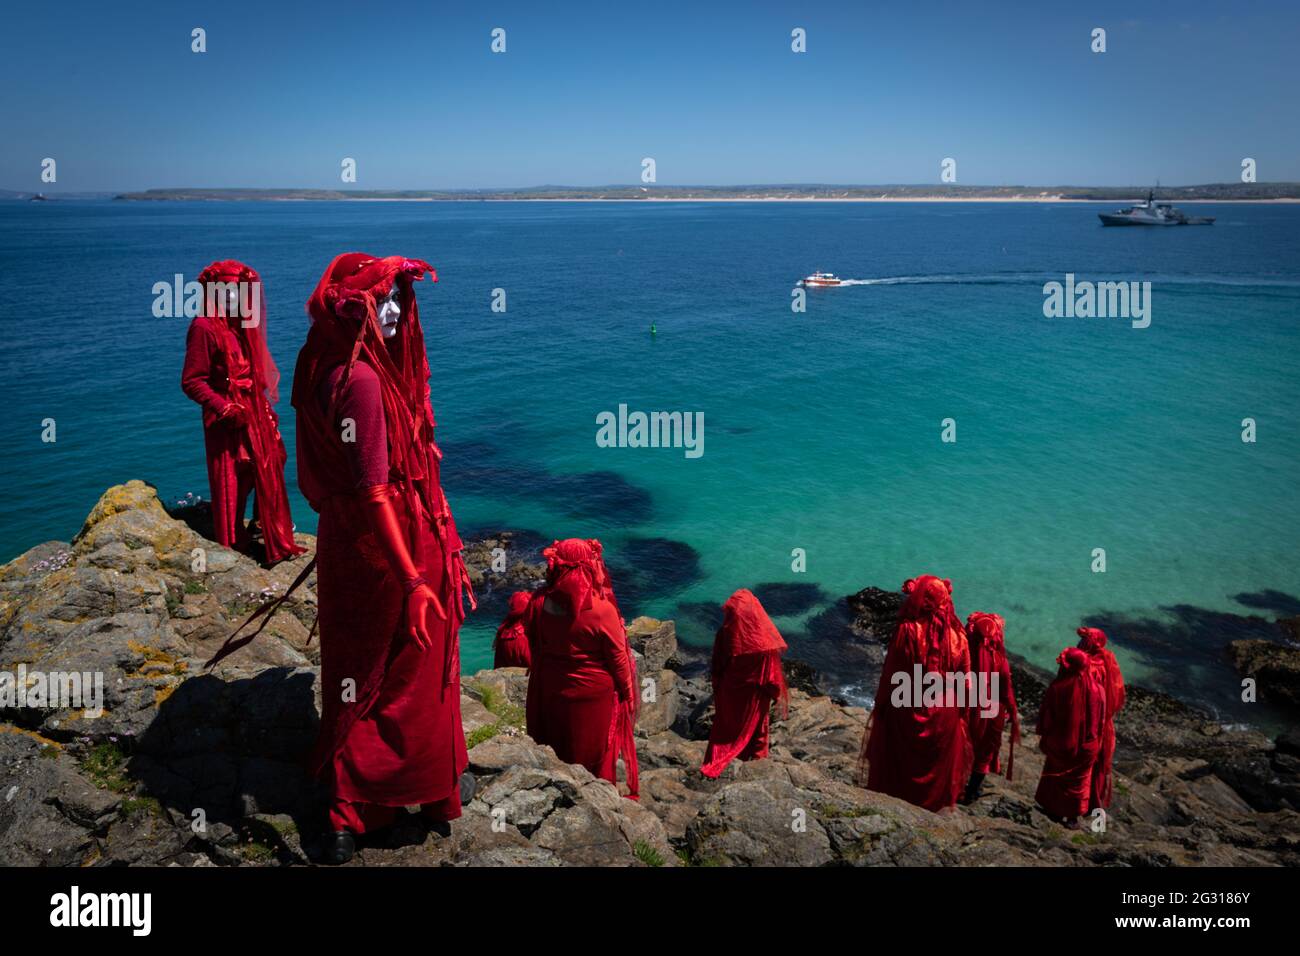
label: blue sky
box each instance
[3,0,1297,190]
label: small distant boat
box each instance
[1099,189,1214,226]
[800,271,843,286]
[29,193,48,202]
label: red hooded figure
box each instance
[292,253,474,859]
[180,260,303,564]
[524,539,639,799]
[963,611,1020,801]
[493,591,533,669]
[700,589,788,778]
[1034,647,1106,822]
[1076,626,1126,810]
[858,575,973,811]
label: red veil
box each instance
[712,588,789,716]
[965,611,1020,780]
[858,574,973,811]
[1035,647,1106,820]
[525,538,639,798]
[1076,627,1125,716]
[194,259,302,564]
[1076,626,1125,808]
[541,538,623,620]
[198,259,279,404]
[298,256,435,510]
[700,589,789,778]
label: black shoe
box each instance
[389,811,431,848]
[459,771,477,804]
[325,830,356,865]
[427,819,453,839]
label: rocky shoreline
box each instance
[1,481,1297,866]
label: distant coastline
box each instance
[78,182,1300,203]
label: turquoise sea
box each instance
[2,200,1298,724]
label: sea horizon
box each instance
[10,180,1300,203]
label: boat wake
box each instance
[830,273,1045,287]
[826,272,1300,290]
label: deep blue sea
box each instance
[2,200,1298,725]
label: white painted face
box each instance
[376,284,402,339]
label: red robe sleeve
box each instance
[181,318,231,424]
[594,602,635,702]
[321,363,389,489]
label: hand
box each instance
[219,402,247,425]
[404,581,447,651]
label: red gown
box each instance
[1034,647,1106,822]
[859,575,973,812]
[965,612,1019,779]
[293,254,471,834]
[1077,627,1125,810]
[493,591,533,669]
[524,539,638,798]
[180,261,302,565]
[701,589,788,778]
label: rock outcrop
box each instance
[1229,638,1300,711]
[1,482,1297,867]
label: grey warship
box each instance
[1099,189,1214,226]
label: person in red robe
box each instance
[292,252,473,863]
[858,575,973,812]
[961,611,1019,803]
[493,591,533,669]
[524,539,639,799]
[1076,626,1126,811]
[700,589,788,778]
[181,260,303,565]
[1034,647,1106,824]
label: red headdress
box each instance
[898,574,966,670]
[493,590,535,663]
[714,588,789,716]
[506,590,532,618]
[294,252,438,512]
[966,611,1005,650]
[1077,625,1125,720]
[900,575,955,618]
[199,259,279,404]
[542,538,620,619]
[1050,647,1106,747]
[1076,627,1107,653]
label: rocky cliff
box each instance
[1,482,1297,866]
